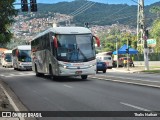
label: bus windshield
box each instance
[18,50,31,62]
[5,54,12,62]
[56,34,95,62]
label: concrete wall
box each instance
[134,61,160,66]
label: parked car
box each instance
[118,57,134,67]
[96,61,107,73]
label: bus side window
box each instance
[49,33,56,56]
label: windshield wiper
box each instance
[77,48,88,62]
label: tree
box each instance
[150,19,160,53]
[150,6,160,18]
[0,0,18,46]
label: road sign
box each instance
[147,39,156,47]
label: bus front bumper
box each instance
[57,67,96,76]
[19,65,32,70]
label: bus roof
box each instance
[12,45,31,50]
[33,27,92,40]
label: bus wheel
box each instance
[35,65,40,77]
[49,65,54,79]
[81,75,87,80]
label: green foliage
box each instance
[97,27,137,52]
[6,38,27,49]
[150,19,160,53]
[0,0,18,46]
[150,6,160,18]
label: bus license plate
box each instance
[75,71,82,74]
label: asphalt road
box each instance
[0,67,160,120]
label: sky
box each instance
[15,0,160,6]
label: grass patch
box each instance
[150,66,160,69]
[142,70,160,73]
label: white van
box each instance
[96,53,113,68]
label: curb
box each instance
[89,76,160,89]
[0,82,24,120]
[0,80,37,120]
[112,68,142,73]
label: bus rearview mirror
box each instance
[93,36,100,47]
[52,36,58,48]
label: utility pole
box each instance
[116,37,119,68]
[127,39,129,71]
[137,0,140,45]
[137,0,149,70]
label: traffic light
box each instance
[21,0,28,12]
[84,22,89,28]
[30,0,37,12]
[128,40,131,48]
[126,48,129,54]
[145,30,149,38]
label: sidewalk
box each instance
[0,80,19,120]
[111,66,160,73]
[0,80,36,120]
[0,81,14,112]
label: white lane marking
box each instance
[63,85,73,88]
[5,73,35,77]
[90,76,160,88]
[120,102,151,111]
[10,74,15,76]
[0,74,4,76]
[101,75,160,83]
[0,85,25,120]
[19,72,26,75]
[18,72,34,75]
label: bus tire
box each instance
[35,64,40,77]
[81,75,87,80]
[49,65,54,79]
[103,70,106,73]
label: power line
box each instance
[57,1,95,24]
[92,14,135,24]
[105,5,130,19]
[72,2,96,17]
[130,0,140,5]
[112,15,135,22]
[69,1,93,16]
[91,5,133,24]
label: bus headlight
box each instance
[64,66,67,69]
[89,64,95,67]
[59,64,67,69]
